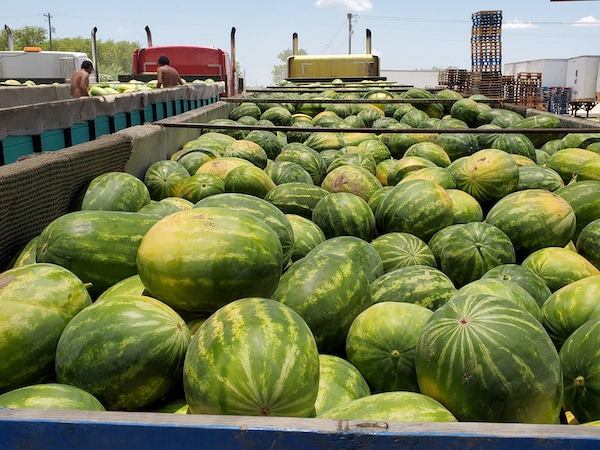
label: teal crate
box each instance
[40,129,66,152]
[2,136,34,164]
[71,123,91,145]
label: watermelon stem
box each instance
[574,375,586,388]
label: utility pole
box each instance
[348,13,353,54]
[44,13,53,50]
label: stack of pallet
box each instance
[470,10,502,98]
[501,75,516,103]
[515,72,543,106]
[438,69,470,93]
[547,86,572,114]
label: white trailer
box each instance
[504,59,568,88]
[0,49,96,83]
[566,55,600,101]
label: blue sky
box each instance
[4,0,600,86]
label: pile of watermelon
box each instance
[4,84,600,426]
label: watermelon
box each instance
[320,165,383,201]
[477,108,523,126]
[453,278,541,321]
[556,180,600,239]
[577,218,600,270]
[435,133,479,161]
[264,182,330,219]
[177,151,218,176]
[437,222,516,288]
[452,149,519,204]
[0,263,92,394]
[386,156,436,186]
[400,109,430,128]
[450,98,481,127]
[404,142,451,168]
[287,121,315,143]
[522,247,600,293]
[436,88,463,114]
[368,186,394,214]
[346,302,433,393]
[137,208,283,313]
[286,214,326,263]
[143,160,190,200]
[80,172,151,212]
[577,158,600,182]
[516,166,564,192]
[541,275,600,348]
[545,148,600,184]
[375,159,398,186]
[312,111,345,128]
[399,167,456,189]
[508,114,562,148]
[371,265,456,311]
[475,124,502,149]
[445,189,483,224]
[438,117,469,129]
[356,139,392,164]
[177,172,225,203]
[224,164,276,198]
[303,132,345,152]
[0,383,105,411]
[490,111,524,128]
[184,298,319,416]
[306,236,383,283]
[328,151,377,174]
[56,294,190,411]
[8,235,39,268]
[244,130,284,159]
[229,102,262,121]
[370,232,437,273]
[260,106,293,126]
[317,391,457,422]
[196,156,253,180]
[416,293,563,423]
[314,354,371,416]
[194,132,237,152]
[137,197,193,218]
[96,274,148,301]
[36,210,159,298]
[559,317,600,424]
[222,139,268,169]
[484,189,576,257]
[491,133,536,161]
[271,253,371,352]
[265,161,314,185]
[312,192,376,241]
[481,264,552,307]
[386,132,437,159]
[375,179,454,241]
[276,143,328,185]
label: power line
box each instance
[358,14,599,26]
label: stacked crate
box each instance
[515,72,543,106]
[501,75,516,103]
[438,69,470,93]
[547,86,572,114]
[470,10,502,98]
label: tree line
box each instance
[0,26,140,81]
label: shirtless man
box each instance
[156,56,184,88]
[69,60,93,98]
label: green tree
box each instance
[272,47,307,85]
[0,26,47,50]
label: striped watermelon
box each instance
[178,172,225,203]
[491,133,536,161]
[327,152,377,175]
[577,218,600,270]
[271,253,371,352]
[321,165,383,201]
[367,186,394,214]
[196,156,254,180]
[8,235,39,268]
[481,264,552,307]
[224,164,276,198]
[137,208,283,313]
[183,297,319,416]
[541,275,600,348]
[137,197,193,218]
[399,167,456,189]
[286,214,326,263]
[176,150,217,176]
[36,211,159,298]
[375,179,454,241]
[195,193,294,266]
[222,139,268,169]
[81,172,151,212]
[314,354,371,416]
[437,222,516,288]
[404,142,451,168]
[0,263,92,394]
[445,189,483,224]
[312,192,376,241]
[0,383,105,411]
[453,278,541,322]
[371,265,456,311]
[559,317,600,424]
[306,236,383,283]
[386,156,436,186]
[275,143,328,185]
[229,102,262,121]
[264,182,330,219]
[317,391,457,422]
[96,274,148,301]
[485,189,576,257]
[545,148,600,184]
[370,232,437,273]
[516,166,564,192]
[143,160,190,200]
[452,149,519,203]
[556,180,600,239]
[522,247,599,293]
[346,302,433,393]
[264,161,314,185]
[416,293,563,423]
[56,294,191,411]
[508,114,562,148]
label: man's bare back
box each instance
[157,56,184,88]
[70,61,93,98]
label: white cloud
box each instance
[573,16,600,27]
[315,0,373,12]
[503,20,537,30]
[115,28,130,34]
